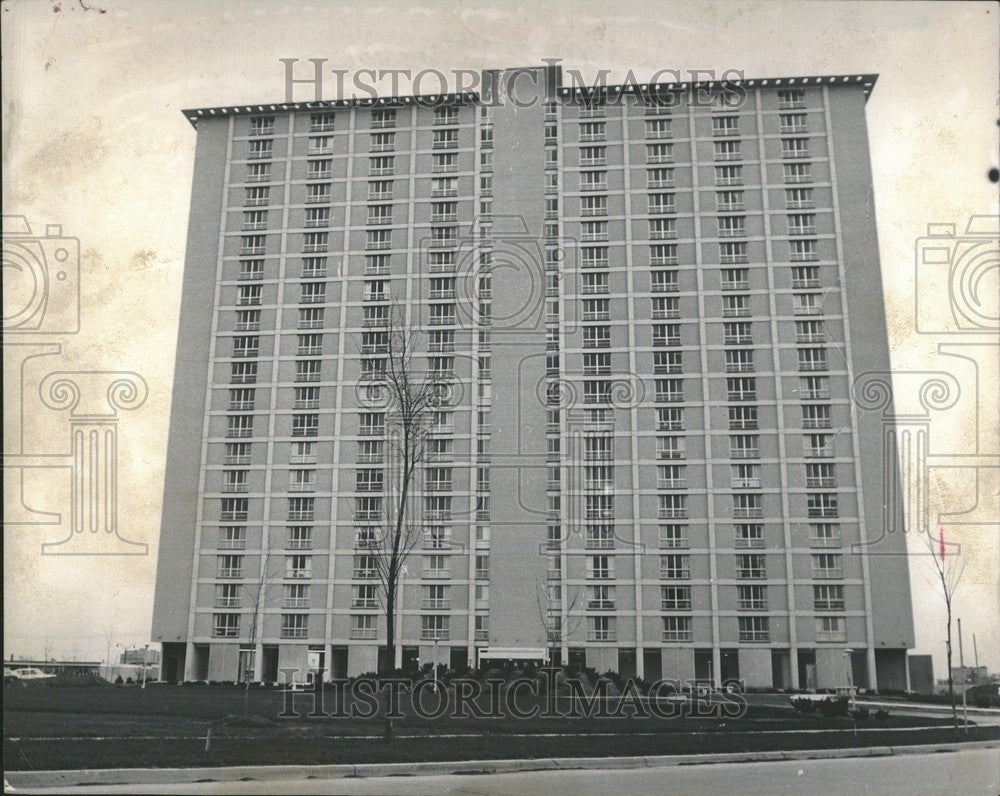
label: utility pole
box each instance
[957,618,967,733]
[973,633,979,680]
[141,644,149,689]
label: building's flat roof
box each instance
[182,72,878,127]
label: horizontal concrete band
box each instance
[7,740,998,789]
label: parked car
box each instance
[7,667,56,680]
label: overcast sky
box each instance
[3,0,997,674]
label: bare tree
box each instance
[535,580,584,668]
[241,543,279,717]
[358,305,436,742]
[926,526,966,729]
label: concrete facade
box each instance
[152,66,913,690]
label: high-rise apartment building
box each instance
[152,66,914,690]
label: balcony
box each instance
[717,202,745,212]
[294,372,321,383]
[735,535,765,549]
[799,361,828,372]
[228,401,254,412]
[421,568,451,580]
[732,477,761,489]
[580,157,607,168]
[726,362,754,373]
[721,280,750,291]
[789,226,816,237]
[431,162,458,174]
[305,193,331,204]
[296,346,322,357]
[284,598,309,609]
[730,448,759,459]
[812,567,844,580]
[288,482,315,493]
[249,126,274,137]
[350,628,378,639]
[662,630,693,642]
[582,181,608,192]
[422,599,451,610]
[803,418,832,430]
[431,187,457,198]
[286,538,313,550]
[715,176,742,187]
[660,567,690,580]
[658,508,688,520]
[217,568,243,579]
[247,149,273,160]
[657,478,686,489]
[736,568,766,580]
[304,218,330,229]
[352,568,378,579]
[806,476,836,488]
[733,507,763,519]
[309,170,333,180]
[720,253,749,264]
[421,628,450,640]
[724,336,753,346]
[784,172,812,184]
[215,598,242,608]
[240,246,265,257]
[783,148,811,159]
[302,243,328,254]
[657,420,684,431]
[226,428,253,439]
[241,221,267,232]
[722,306,750,318]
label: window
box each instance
[587,554,613,579]
[736,553,766,579]
[216,583,241,608]
[733,493,762,519]
[662,616,692,641]
[738,616,769,642]
[720,241,748,264]
[649,193,675,214]
[725,349,754,373]
[816,616,846,642]
[660,554,690,579]
[713,139,741,161]
[370,132,395,152]
[782,138,810,159]
[288,497,314,521]
[350,614,377,639]
[581,170,607,191]
[646,143,673,164]
[287,526,313,550]
[728,405,757,431]
[737,585,767,611]
[778,89,806,109]
[588,616,615,642]
[285,554,312,579]
[310,111,335,132]
[661,585,691,610]
[371,108,396,128]
[812,553,843,579]
[783,162,811,183]
[645,118,671,139]
[291,413,319,437]
[421,614,450,641]
[281,614,308,639]
[656,407,684,432]
[306,183,331,204]
[649,218,676,240]
[810,523,841,548]
[580,145,607,166]
[249,115,274,136]
[715,165,742,186]
[712,115,739,136]
[813,584,845,611]
[213,614,240,638]
[217,554,243,579]
[730,434,759,459]
[433,106,459,125]
[647,167,674,188]
[735,523,763,548]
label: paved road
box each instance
[8,747,999,795]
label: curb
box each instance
[6,739,999,789]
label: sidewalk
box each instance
[7,739,999,791]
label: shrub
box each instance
[818,696,849,717]
[875,709,890,721]
[850,707,870,721]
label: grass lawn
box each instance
[5,682,996,771]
